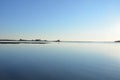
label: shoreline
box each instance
[0,41,119,44]
[0,41,49,44]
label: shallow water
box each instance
[0,42,120,80]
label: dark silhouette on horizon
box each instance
[115,40,120,42]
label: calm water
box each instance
[0,42,120,80]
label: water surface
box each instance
[0,42,120,80]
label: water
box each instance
[0,42,120,80]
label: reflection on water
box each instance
[0,42,120,80]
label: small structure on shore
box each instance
[54,40,61,42]
[19,39,27,41]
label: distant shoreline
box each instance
[0,41,49,44]
[0,41,119,44]
[0,39,120,44]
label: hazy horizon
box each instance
[1,0,120,41]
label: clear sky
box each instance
[0,0,120,41]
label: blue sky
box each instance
[0,0,120,41]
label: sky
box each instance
[0,0,120,41]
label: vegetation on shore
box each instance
[115,40,120,42]
[0,39,61,44]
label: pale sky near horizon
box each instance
[0,0,120,41]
